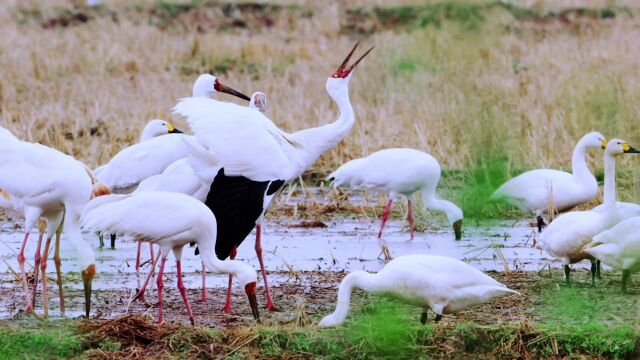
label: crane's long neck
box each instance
[325,271,377,325]
[197,236,252,281]
[421,190,463,224]
[64,208,96,270]
[571,141,595,186]
[287,84,354,177]
[603,152,617,207]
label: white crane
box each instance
[81,191,260,324]
[94,74,250,194]
[131,91,270,302]
[0,126,106,317]
[491,131,606,232]
[328,148,463,241]
[318,254,519,327]
[171,42,373,313]
[539,139,639,285]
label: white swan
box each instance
[492,131,606,232]
[583,217,640,293]
[318,254,518,327]
[94,74,249,193]
[539,139,639,285]
[328,148,463,240]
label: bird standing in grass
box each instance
[492,131,607,232]
[328,148,463,241]
[81,191,260,324]
[318,254,518,327]
[539,139,640,286]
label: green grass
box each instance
[0,320,83,359]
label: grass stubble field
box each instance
[2,0,640,358]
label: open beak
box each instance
[623,144,640,153]
[245,282,260,320]
[81,264,96,318]
[332,41,375,78]
[453,220,463,240]
[214,80,250,101]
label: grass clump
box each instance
[0,322,83,359]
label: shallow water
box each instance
[0,188,582,319]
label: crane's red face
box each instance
[214,79,251,101]
[331,41,374,79]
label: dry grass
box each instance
[0,0,639,185]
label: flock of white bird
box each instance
[1,42,638,328]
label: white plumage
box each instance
[0,126,100,317]
[492,131,606,231]
[94,74,249,193]
[328,148,463,240]
[539,139,640,285]
[80,191,260,324]
[318,254,518,327]
[583,217,640,293]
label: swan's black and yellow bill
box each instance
[623,143,640,153]
[601,140,607,149]
[214,79,251,101]
[166,122,183,134]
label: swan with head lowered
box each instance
[170,42,373,313]
[492,131,606,232]
[539,139,640,286]
[318,254,518,327]
[328,148,463,241]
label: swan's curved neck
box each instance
[603,153,617,206]
[326,271,376,325]
[197,236,251,281]
[571,142,595,185]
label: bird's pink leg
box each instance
[135,241,142,273]
[18,232,33,312]
[155,257,167,324]
[407,200,415,241]
[222,246,238,313]
[40,236,53,317]
[255,224,275,311]
[31,230,45,308]
[134,250,160,301]
[200,262,207,302]
[378,199,394,239]
[176,260,195,325]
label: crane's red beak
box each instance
[214,79,251,101]
[331,41,374,79]
[82,264,95,318]
[245,282,260,320]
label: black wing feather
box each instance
[206,168,272,260]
